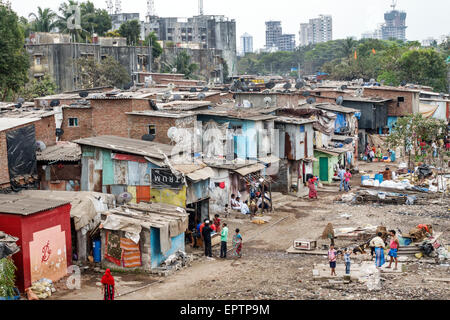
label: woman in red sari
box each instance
[308,177,318,200]
[101,269,116,300]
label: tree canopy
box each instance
[19,75,57,101]
[143,32,163,61]
[29,7,57,33]
[74,55,131,89]
[0,5,30,101]
[162,51,199,79]
[119,19,141,45]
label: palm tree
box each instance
[340,37,357,58]
[29,7,57,33]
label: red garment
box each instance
[308,179,318,199]
[213,218,221,233]
[417,224,429,233]
[219,182,225,189]
[101,269,115,286]
[210,224,216,232]
[199,223,205,234]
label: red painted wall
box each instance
[0,203,72,292]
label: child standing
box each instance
[344,248,352,275]
[328,244,337,276]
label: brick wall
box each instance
[127,114,196,144]
[60,108,93,142]
[363,88,417,117]
[34,115,56,147]
[91,99,133,137]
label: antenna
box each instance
[114,0,122,14]
[391,0,397,10]
[105,0,114,15]
[147,0,155,17]
[199,0,204,15]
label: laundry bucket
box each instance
[93,239,101,263]
[361,175,370,184]
[374,174,384,184]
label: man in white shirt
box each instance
[241,200,250,215]
[230,194,241,210]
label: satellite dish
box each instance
[50,99,60,107]
[123,84,131,90]
[14,103,22,109]
[149,100,158,110]
[339,85,348,91]
[163,91,172,100]
[310,84,317,90]
[190,87,197,93]
[17,98,25,104]
[336,96,344,105]
[40,100,49,107]
[79,91,89,98]
[197,93,206,100]
[201,87,209,92]
[306,97,316,104]
[400,80,407,86]
[302,91,310,97]
[171,68,177,73]
[263,96,272,106]
[283,82,291,90]
[55,128,64,137]
[117,192,133,205]
[265,81,275,89]
[295,80,305,89]
[369,78,375,83]
[142,134,155,141]
[36,141,47,152]
[173,94,182,101]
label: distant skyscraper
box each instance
[381,8,407,41]
[299,15,332,46]
[278,34,295,52]
[240,33,253,55]
[265,21,282,49]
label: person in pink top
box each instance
[328,244,337,276]
[344,168,352,192]
[387,230,400,270]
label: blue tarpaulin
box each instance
[334,113,347,133]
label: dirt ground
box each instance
[50,160,450,300]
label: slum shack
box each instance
[100,202,189,271]
[0,195,72,292]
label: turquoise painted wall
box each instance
[150,228,185,268]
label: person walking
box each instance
[232,228,243,258]
[101,269,116,300]
[338,166,345,192]
[344,168,352,192]
[386,230,399,270]
[220,223,229,259]
[202,220,213,258]
[308,177,318,200]
[370,232,386,269]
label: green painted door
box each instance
[319,157,328,182]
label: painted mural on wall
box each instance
[29,225,67,283]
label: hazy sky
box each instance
[11,0,450,50]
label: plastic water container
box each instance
[374,174,384,184]
[93,239,101,263]
[361,175,370,184]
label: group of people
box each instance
[327,230,399,276]
[337,167,352,192]
[230,192,270,216]
[365,145,383,162]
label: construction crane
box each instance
[391,0,397,10]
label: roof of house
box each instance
[74,135,174,160]
[126,111,196,118]
[36,142,82,162]
[196,109,277,121]
[314,103,359,114]
[0,118,40,132]
[0,195,70,216]
[0,107,56,119]
[233,163,266,176]
[275,116,316,125]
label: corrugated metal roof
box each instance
[75,135,174,160]
[36,142,81,162]
[186,167,215,182]
[0,118,39,132]
[233,163,266,176]
[0,195,70,216]
[315,103,359,114]
[126,111,196,118]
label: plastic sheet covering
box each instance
[315,111,337,135]
[202,120,229,160]
[334,113,347,133]
[6,125,37,178]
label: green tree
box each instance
[56,0,87,42]
[29,7,57,33]
[18,16,32,38]
[0,5,30,101]
[162,51,199,79]
[19,75,57,101]
[79,1,111,36]
[75,55,130,89]
[119,19,141,45]
[143,32,163,61]
[397,48,448,92]
[0,257,17,298]
[105,30,121,37]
